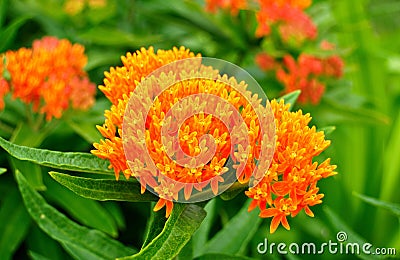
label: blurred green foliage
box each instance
[0,0,399,259]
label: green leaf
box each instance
[0,15,31,52]
[15,171,136,259]
[381,111,400,201]
[10,122,49,148]
[193,199,217,257]
[0,0,8,28]
[0,168,6,175]
[194,253,253,260]
[10,158,45,191]
[353,192,400,217]
[176,238,193,260]
[318,126,336,135]
[28,251,53,260]
[63,98,110,144]
[61,241,110,260]
[120,204,206,260]
[65,119,102,144]
[26,225,68,260]
[49,171,158,202]
[102,202,126,231]
[200,199,261,255]
[277,90,301,111]
[45,175,119,237]
[0,189,31,260]
[0,136,112,174]
[141,203,167,249]
[333,103,390,125]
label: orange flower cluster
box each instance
[0,36,95,120]
[93,47,270,217]
[257,52,344,104]
[245,99,336,233]
[205,0,316,43]
[93,46,336,229]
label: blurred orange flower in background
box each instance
[0,60,10,109]
[64,0,107,15]
[205,0,345,105]
[0,36,96,120]
[276,54,343,104]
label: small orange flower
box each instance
[1,36,95,120]
[245,99,337,233]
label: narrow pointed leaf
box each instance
[0,16,31,52]
[61,241,109,260]
[45,176,118,237]
[16,171,135,259]
[65,119,102,144]
[26,226,66,260]
[277,90,301,110]
[141,204,167,249]
[193,199,217,257]
[49,171,158,202]
[0,168,6,175]
[353,192,400,217]
[10,158,46,191]
[0,189,31,259]
[0,136,112,174]
[28,251,53,260]
[119,204,206,260]
[201,199,261,255]
[318,126,336,136]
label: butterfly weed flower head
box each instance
[0,36,96,120]
[92,47,336,231]
[92,47,276,217]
